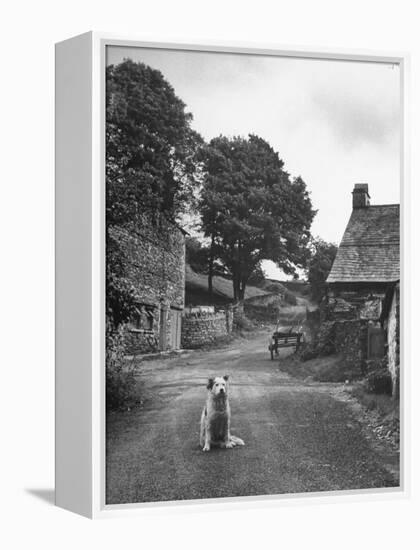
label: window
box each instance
[131,304,155,332]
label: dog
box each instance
[199,375,245,452]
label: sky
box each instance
[107,46,401,280]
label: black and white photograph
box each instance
[105,45,401,505]
[6,0,420,545]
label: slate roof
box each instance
[327,204,400,283]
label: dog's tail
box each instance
[230,435,245,446]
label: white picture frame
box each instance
[55,31,410,519]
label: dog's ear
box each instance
[223,375,229,382]
[207,378,214,390]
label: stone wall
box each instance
[124,328,158,355]
[108,213,185,354]
[181,309,232,349]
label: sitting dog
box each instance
[199,375,245,452]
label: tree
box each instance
[106,59,203,224]
[247,264,266,286]
[307,238,338,302]
[199,135,315,301]
[106,60,203,327]
[185,236,210,274]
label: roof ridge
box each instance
[364,203,400,208]
[340,244,399,247]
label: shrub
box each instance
[298,344,318,362]
[307,239,338,302]
[264,281,286,294]
[106,325,140,411]
[349,383,399,417]
[234,312,255,332]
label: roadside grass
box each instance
[278,350,400,447]
[278,353,361,383]
[348,383,399,417]
[345,382,400,448]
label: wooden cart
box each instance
[268,329,302,359]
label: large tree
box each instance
[106,60,203,327]
[106,59,203,224]
[307,238,338,302]
[199,135,315,301]
[185,236,209,274]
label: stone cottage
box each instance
[109,212,186,354]
[324,184,400,395]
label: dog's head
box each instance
[207,375,229,397]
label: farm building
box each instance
[324,183,400,396]
[108,213,186,354]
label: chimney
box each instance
[352,183,370,209]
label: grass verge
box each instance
[278,353,360,383]
[348,383,398,416]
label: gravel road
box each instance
[106,330,399,504]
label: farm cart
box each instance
[269,329,302,359]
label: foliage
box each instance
[247,265,266,286]
[106,227,138,328]
[199,134,315,301]
[106,326,139,411]
[307,238,338,302]
[106,60,203,328]
[185,236,210,274]
[106,59,203,224]
[233,312,255,332]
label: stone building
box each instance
[109,213,186,354]
[324,184,400,395]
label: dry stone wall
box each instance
[181,309,232,349]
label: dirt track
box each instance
[106,330,399,504]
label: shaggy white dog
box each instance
[199,375,245,452]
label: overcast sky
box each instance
[107,46,400,280]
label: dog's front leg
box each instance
[223,416,234,449]
[203,425,211,452]
[203,433,211,452]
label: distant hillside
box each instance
[259,279,287,294]
[185,265,268,306]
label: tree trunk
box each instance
[238,282,246,302]
[232,269,244,303]
[208,231,215,298]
